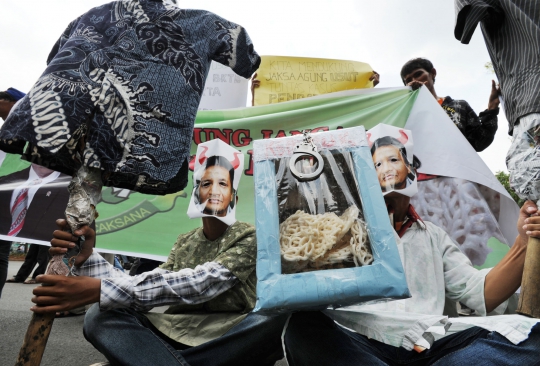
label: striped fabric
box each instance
[454,0,540,135]
[7,178,43,236]
[8,188,28,236]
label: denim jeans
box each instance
[83,304,289,366]
[284,311,540,366]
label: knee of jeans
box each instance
[83,303,108,342]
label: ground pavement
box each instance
[0,260,108,366]
[1,260,288,366]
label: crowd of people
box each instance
[2,0,540,365]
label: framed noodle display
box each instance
[253,126,410,313]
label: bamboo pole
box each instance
[15,313,55,366]
[517,236,540,318]
[14,166,102,366]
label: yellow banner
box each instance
[254,56,374,106]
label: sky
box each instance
[0,0,510,173]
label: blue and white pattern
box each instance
[0,0,260,195]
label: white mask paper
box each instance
[187,139,244,225]
[368,124,417,198]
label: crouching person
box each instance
[31,140,288,366]
[284,126,540,365]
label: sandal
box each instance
[23,279,37,284]
[5,277,23,283]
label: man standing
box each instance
[400,58,500,152]
[454,1,540,197]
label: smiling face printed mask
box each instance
[368,124,417,198]
[187,139,244,225]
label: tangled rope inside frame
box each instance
[280,205,373,273]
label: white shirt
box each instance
[10,166,61,211]
[325,221,540,350]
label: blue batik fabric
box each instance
[0,0,260,195]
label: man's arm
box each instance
[454,0,504,44]
[455,97,498,152]
[31,222,238,314]
[484,201,540,313]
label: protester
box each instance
[283,125,540,365]
[454,1,540,206]
[401,58,499,152]
[30,140,287,366]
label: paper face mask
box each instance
[367,124,417,198]
[187,139,244,225]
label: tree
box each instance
[495,171,526,207]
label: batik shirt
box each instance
[440,96,498,152]
[74,221,257,346]
[0,0,260,195]
[454,0,540,134]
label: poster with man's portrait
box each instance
[0,163,70,242]
[187,139,244,225]
[368,124,418,197]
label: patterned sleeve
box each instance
[462,101,498,152]
[100,262,236,312]
[73,252,128,279]
[454,0,504,44]
[209,16,261,79]
[74,250,238,312]
[214,230,257,283]
[46,16,81,65]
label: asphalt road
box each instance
[1,260,107,366]
[1,260,289,366]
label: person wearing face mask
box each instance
[282,125,540,365]
[31,139,288,366]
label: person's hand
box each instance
[50,219,96,267]
[30,275,100,313]
[251,73,260,106]
[487,79,501,110]
[518,201,540,245]
[406,80,425,91]
[369,71,380,87]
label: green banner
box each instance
[94,88,417,257]
[0,89,417,258]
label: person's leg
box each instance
[12,243,39,281]
[0,240,11,297]
[181,312,290,366]
[83,304,190,366]
[284,311,392,366]
[30,245,50,279]
[430,324,540,366]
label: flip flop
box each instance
[5,278,23,283]
[23,279,37,284]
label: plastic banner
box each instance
[253,56,374,106]
[0,87,519,268]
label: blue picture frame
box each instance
[253,127,410,313]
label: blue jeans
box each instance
[284,311,540,366]
[83,304,288,366]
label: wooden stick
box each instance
[15,313,55,366]
[517,236,540,318]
